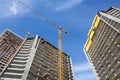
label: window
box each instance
[0,50,7,57]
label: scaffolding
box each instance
[0,29,23,75]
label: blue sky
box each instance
[0,0,120,80]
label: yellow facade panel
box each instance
[92,16,100,29]
[84,39,92,52]
[88,16,100,39]
[88,28,95,40]
[89,30,95,39]
[85,15,100,52]
[88,28,92,36]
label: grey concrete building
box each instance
[0,29,74,80]
[84,7,120,80]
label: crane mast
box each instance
[58,28,62,80]
[19,1,68,80]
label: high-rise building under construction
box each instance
[0,29,74,80]
[84,7,120,80]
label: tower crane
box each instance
[19,1,68,80]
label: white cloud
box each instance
[10,2,17,15]
[73,63,91,72]
[73,63,96,80]
[75,72,96,80]
[0,0,33,18]
[55,0,83,11]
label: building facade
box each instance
[0,29,74,80]
[84,7,120,80]
[0,29,23,76]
